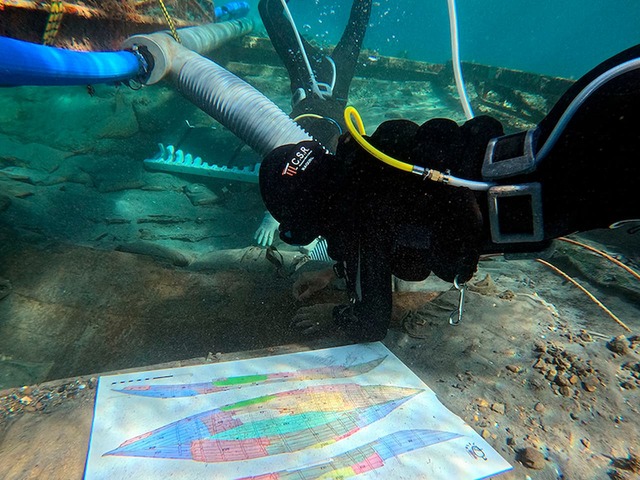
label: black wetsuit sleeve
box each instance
[527,43,640,239]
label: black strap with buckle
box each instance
[481,128,547,249]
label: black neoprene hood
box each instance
[259,140,337,245]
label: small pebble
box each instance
[583,377,598,392]
[534,402,545,413]
[578,330,593,342]
[560,385,573,396]
[533,341,547,353]
[491,403,506,415]
[608,335,631,355]
[518,447,546,470]
[498,290,515,300]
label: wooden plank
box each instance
[0,0,197,26]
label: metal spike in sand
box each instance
[144,143,260,183]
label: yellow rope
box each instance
[536,258,632,332]
[43,0,65,46]
[558,236,640,282]
[157,0,181,43]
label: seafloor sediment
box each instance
[0,42,639,480]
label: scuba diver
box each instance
[254,0,372,246]
[259,42,640,342]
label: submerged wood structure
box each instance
[0,0,573,102]
[0,0,205,50]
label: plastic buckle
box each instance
[482,129,539,180]
[488,182,544,244]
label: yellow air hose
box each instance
[343,106,494,191]
[344,106,413,173]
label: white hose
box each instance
[316,56,336,97]
[447,0,474,120]
[536,57,640,162]
[278,0,325,99]
[446,175,494,190]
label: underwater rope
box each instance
[535,258,632,332]
[43,0,64,46]
[344,106,494,191]
[157,0,181,43]
[558,237,640,282]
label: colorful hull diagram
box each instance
[104,383,423,463]
[114,357,387,398]
[238,429,463,479]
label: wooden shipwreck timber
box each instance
[0,0,207,50]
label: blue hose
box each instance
[215,2,250,21]
[0,36,142,87]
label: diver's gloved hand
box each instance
[292,268,335,301]
[254,211,279,247]
[291,303,339,335]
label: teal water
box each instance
[249,0,640,78]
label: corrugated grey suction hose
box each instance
[123,19,312,155]
[173,48,311,155]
